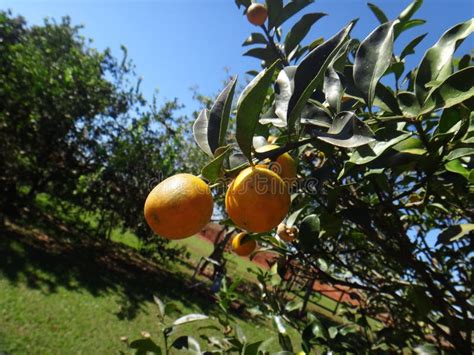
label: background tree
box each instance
[0,11,204,253]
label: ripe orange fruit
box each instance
[232,232,257,256]
[144,174,213,239]
[255,144,297,185]
[277,223,298,242]
[225,166,290,233]
[246,3,268,26]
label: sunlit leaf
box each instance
[266,0,283,29]
[400,33,427,59]
[201,145,232,183]
[323,66,343,112]
[353,20,397,109]
[153,295,165,318]
[415,18,474,104]
[309,111,375,148]
[445,159,471,181]
[172,313,209,326]
[445,148,474,161]
[242,33,267,46]
[421,66,474,113]
[236,60,280,161]
[193,109,213,156]
[394,19,425,38]
[397,91,420,118]
[398,0,423,24]
[367,3,388,24]
[374,83,402,114]
[271,0,314,29]
[284,13,327,55]
[243,47,279,63]
[287,20,356,131]
[274,66,297,125]
[436,223,474,245]
[349,132,411,165]
[208,77,237,153]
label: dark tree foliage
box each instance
[0,11,204,252]
[186,0,473,352]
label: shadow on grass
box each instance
[0,215,256,324]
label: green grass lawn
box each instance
[0,276,283,354]
[0,221,303,353]
[0,195,363,353]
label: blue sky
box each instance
[3,0,473,116]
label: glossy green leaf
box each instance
[243,47,279,62]
[415,19,474,104]
[392,137,425,154]
[272,66,297,126]
[242,33,267,46]
[445,159,472,181]
[153,295,165,318]
[284,13,327,55]
[353,20,397,109]
[278,333,293,352]
[243,341,263,355]
[302,316,328,341]
[201,145,232,183]
[398,0,423,23]
[272,0,314,29]
[349,132,411,165]
[172,313,209,326]
[397,91,420,118]
[193,109,213,156]
[436,223,474,245]
[286,206,307,227]
[236,60,280,161]
[208,77,237,153]
[458,54,471,70]
[228,148,248,170]
[300,105,332,128]
[323,66,343,112]
[394,19,425,38]
[385,60,405,82]
[328,326,338,339]
[439,105,463,133]
[266,0,283,29]
[285,300,303,312]
[400,33,427,59]
[287,20,356,131]
[421,66,474,113]
[374,83,402,114]
[445,148,474,161]
[367,3,389,24]
[414,343,438,355]
[312,111,376,148]
[274,316,293,351]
